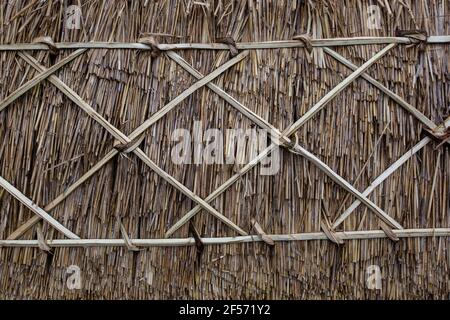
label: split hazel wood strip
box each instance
[165,44,402,237]
[0,176,79,239]
[19,50,249,144]
[166,51,288,144]
[18,52,131,143]
[0,35,448,51]
[8,51,250,239]
[133,148,247,236]
[119,221,140,251]
[165,145,277,237]
[36,222,52,252]
[292,145,403,229]
[335,122,391,216]
[379,221,400,242]
[0,228,449,247]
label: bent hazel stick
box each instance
[333,137,432,229]
[0,228,449,248]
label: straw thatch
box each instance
[0,0,449,299]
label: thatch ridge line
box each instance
[0,228,449,247]
[0,36,449,51]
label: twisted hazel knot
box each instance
[113,135,145,154]
[396,29,428,50]
[138,36,162,58]
[292,34,313,53]
[33,36,59,55]
[216,36,239,57]
[278,133,302,155]
[430,125,450,149]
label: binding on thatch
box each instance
[0,0,449,299]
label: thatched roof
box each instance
[0,0,449,299]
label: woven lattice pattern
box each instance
[0,0,449,299]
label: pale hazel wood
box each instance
[165,145,277,237]
[320,220,344,244]
[292,145,403,229]
[8,216,41,240]
[1,37,445,245]
[282,45,404,230]
[165,51,283,140]
[0,35,448,51]
[19,52,131,143]
[36,223,52,252]
[0,177,79,239]
[132,148,248,236]
[0,228,449,247]
[323,47,438,130]
[427,35,450,43]
[165,44,402,237]
[119,222,140,251]
[9,52,249,238]
[0,49,86,113]
[379,221,400,242]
